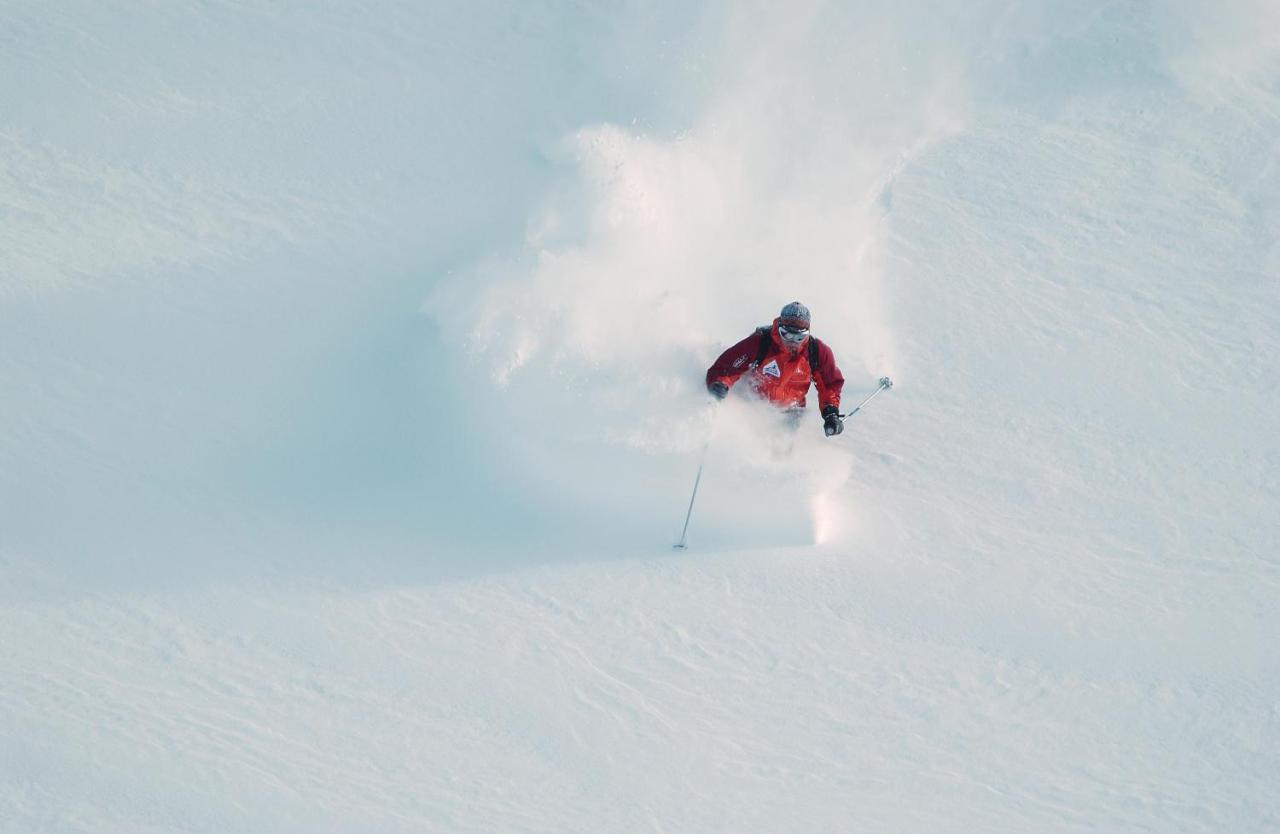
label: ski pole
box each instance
[840,376,893,421]
[674,408,720,550]
[673,442,709,550]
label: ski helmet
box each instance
[779,301,810,330]
[777,301,810,350]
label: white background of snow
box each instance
[2,1,1278,831]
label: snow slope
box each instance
[3,1,1278,831]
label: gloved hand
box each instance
[822,406,843,436]
[708,381,729,400]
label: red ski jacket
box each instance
[706,319,845,410]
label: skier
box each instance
[705,301,847,436]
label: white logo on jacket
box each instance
[761,359,781,378]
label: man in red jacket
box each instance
[706,301,847,436]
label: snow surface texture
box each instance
[3,1,1278,831]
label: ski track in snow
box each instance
[3,1,1279,832]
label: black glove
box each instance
[708,381,729,400]
[822,406,843,436]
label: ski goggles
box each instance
[778,324,809,343]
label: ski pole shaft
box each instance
[674,443,709,550]
[840,376,893,420]
[675,405,720,550]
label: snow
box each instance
[3,2,1278,832]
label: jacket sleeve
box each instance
[812,339,845,411]
[706,332,761,391]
